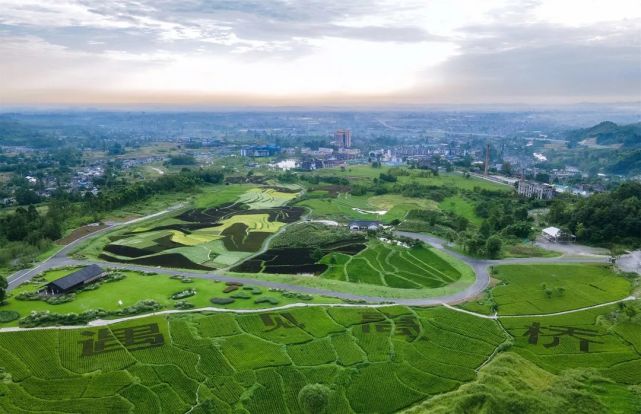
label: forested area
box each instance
[548,182,641,247]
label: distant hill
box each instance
[567,121,641,149]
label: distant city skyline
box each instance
[0,0,640,106]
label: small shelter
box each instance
[348,220,382,231]
[542,227,575,243]
[44,265,105,295]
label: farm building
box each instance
[542,227,575,243]
[348,220,382,231]
[43,265,106,295]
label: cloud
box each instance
[412,19,641,103]
[0,0,639,105]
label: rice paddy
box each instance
[96,186,303,269]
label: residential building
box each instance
[517,180,556,200]
[334,129,352,148]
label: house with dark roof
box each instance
[348,220,382,231]
[44,265,105,295]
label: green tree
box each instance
[311,248,324,262]
[298,384,330,414]
[485,236,502,259]
[0,276,7,304]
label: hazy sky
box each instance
[1,0,640,106]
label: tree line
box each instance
[548,182,641,247]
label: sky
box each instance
[0,0,640,107]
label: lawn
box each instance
[296,193,435,223]
[438,195,482,225]
[0,306,510,413]
[489,264,632,315]
[0,267,341,327]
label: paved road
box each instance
[8,227,611,306]
[7,205,184,289]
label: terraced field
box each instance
[321,241,464,289]
[97,187,303,269]
[0,306,509,413]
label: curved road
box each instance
[8,226,611,306]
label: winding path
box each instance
[7,220,614,306]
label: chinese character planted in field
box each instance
[80,323,164,357]
[522,322,603,352]
[523,322,543,345]
[260,313,304,330]
[394,316,420,341]
[361,312,391,334]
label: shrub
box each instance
[103,272,126,282]
[255,297,280,305]
[45,293,76,305]
[298,383,331,414]
[0,310,19,323]
[231,292,251,299]
[210,297,235,305]
[115,300,162,316]
[15,291,41,301]
[174,301,195,309]
[170,289,196,300]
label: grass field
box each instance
[461,264,632,316]
[320,241,465,289]
[297,193,437,223]
[438,195,482,225]
[0,306,509,413]
[311,166,512,192]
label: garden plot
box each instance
[99,190,305,270]
[237,186,300,209]
[0,306,512,413]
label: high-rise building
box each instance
[334,129,352,148]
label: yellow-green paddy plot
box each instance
[0,306,509,413]
[321,241,467,289]
[489,264,632,315]
[237,186,300,208]
[97,202,304,270]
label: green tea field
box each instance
[0,306,509,413]
[0,303,639,413]
[491,264,632,315]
